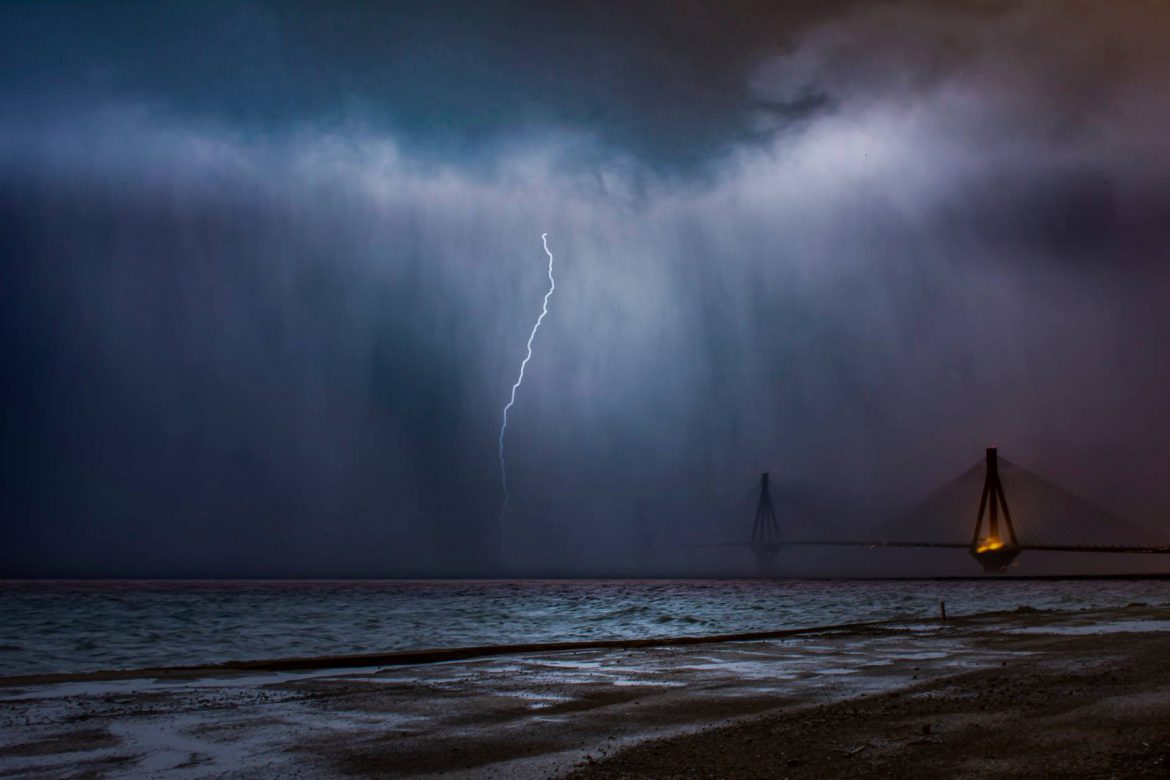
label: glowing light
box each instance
[975,537,1005,554]
[497,233,556,558]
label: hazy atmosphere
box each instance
[4,0,1170,577]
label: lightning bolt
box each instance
[497,233,556,559]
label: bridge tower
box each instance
[970,446,1020,572]
[750,472,781,571]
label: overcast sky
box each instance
[3,1,1169,576]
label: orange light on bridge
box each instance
[975,537,1005,554]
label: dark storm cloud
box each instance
[0,0,862,171]
[3,1,1170,577]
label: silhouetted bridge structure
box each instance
[742,447,1170,574]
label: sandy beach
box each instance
[2,604,1170,778]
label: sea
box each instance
[2,578,1169,677]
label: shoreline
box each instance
[9,579,1170,684]
[4,598,1166,688]
[0,616,905,687]
[3,604,1170,777]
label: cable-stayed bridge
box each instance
[735,447,1170,574]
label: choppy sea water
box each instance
[2,579,1169,677]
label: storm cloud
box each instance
[2,1,1169,576]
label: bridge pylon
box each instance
[969,446,1020,572]
[750,472,781,571]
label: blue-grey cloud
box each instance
[0,1,862,173]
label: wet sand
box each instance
[568,607,1170,779]
[1,605,1169,778]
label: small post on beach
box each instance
[940,601,947,621]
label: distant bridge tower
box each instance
[750,472,781,571]
[970,446,1020,572]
